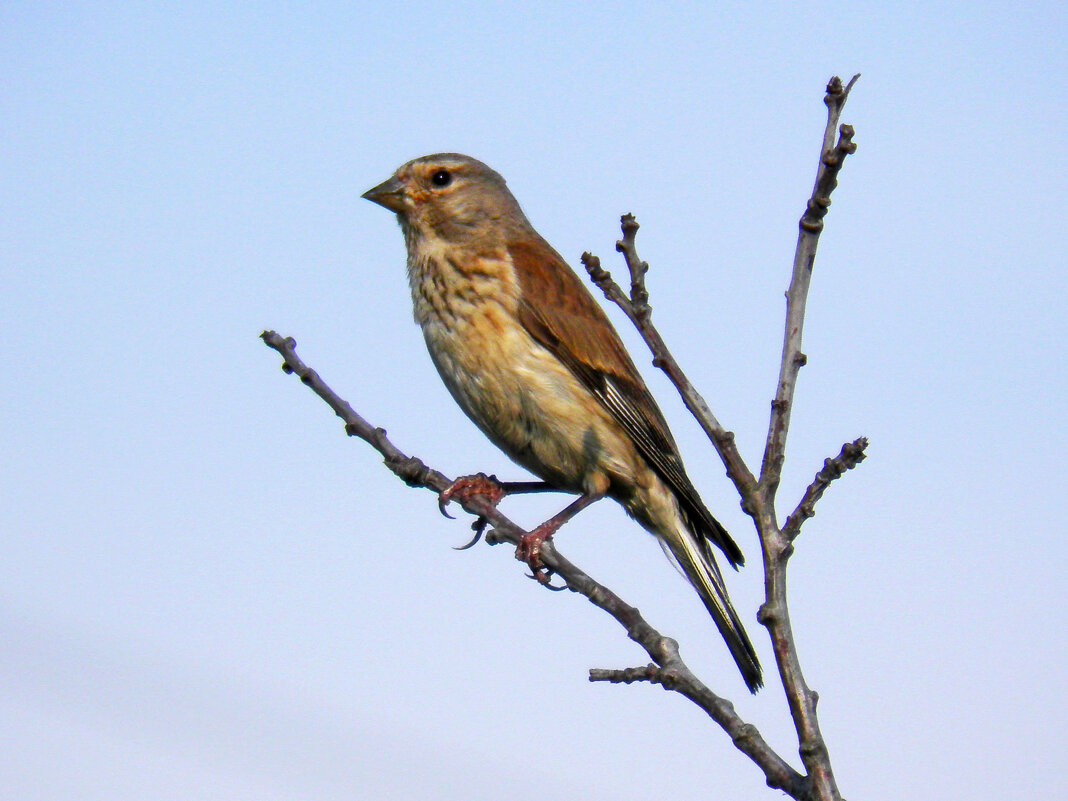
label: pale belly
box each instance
[420,302,641,498]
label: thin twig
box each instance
[760,74,859,496]
[589,664,659,684]
[581,249,758,512]
[260,329,803,796]
[615,213,650,319]
[782,438,868,541]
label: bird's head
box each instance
[362,153,530,246]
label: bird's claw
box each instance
[453,517,489,550]
[438,473,506,520]
[516,524,558,585]
[523,567,566,590]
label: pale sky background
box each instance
[3,2,1066,800]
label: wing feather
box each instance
[508,237,745,568]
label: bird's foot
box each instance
[438,473,505,519]
[516,522,559,585]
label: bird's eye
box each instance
[430,169,452,187]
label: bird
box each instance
[362,153,762,692]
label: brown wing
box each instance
[507,236,745,568]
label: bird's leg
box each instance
[492,480,562,496]
[517,492,602,583]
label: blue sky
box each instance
[3,2,1066,799]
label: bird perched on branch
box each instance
[363,154,762,692]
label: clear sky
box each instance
[3,2,1066,799]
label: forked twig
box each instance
[580,75,862,801]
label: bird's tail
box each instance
[657,521,763,693]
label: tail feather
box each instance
[659,527,763,693]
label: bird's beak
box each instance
[361,175,407,213]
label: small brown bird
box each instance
[363,154,762,692]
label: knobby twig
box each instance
[761,73,859,495]
[260,329,803,796]
[582,248,759,512]
[581,75,862,801]
[616,213,650,319]
[782,438,868,541]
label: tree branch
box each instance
[615,213,650,319]
[581,247,759,514]
[582,76,860,801]
[755,75,858,801]
[760,74,859,497]
[782,437,868,541]
[260,329,803,797]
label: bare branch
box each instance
[592,660,807,797]
[260,331,454,494]
[584,76,861,801]
[581,248,758,512]
[752,76,859,801]
[782,438,868,541]
[615,213,650,319]
[760,75,860,496]
[589,664,658,684]
[260,329,803,797]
